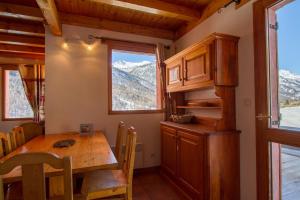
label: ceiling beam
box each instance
[175,0,251,40]
[0,33,45,47]
[0,44,44,55]
[0,54,44,64]
[0,20,45,37]
[60,13,174,40]
[0,3,174,40]
[91,0,201,21]
[0,3,43,21]
[36,0,61,36]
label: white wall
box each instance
[175,2,256,200]
[45,24,172,167]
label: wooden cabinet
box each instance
[183,44,212,88]
[166,58,183,91]
[161,126,177,177]
[160,122,240,200]
[165,33,239,92]
[162,33,240,200]
[177,131,204,199]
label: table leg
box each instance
[49,176,64,197]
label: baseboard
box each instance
[133,166,160,176]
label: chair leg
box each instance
[126,186,132,200]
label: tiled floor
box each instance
[133,172,187,200]
[5,170,186,200]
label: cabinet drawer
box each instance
[161,125,176,134]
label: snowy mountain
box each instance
[279,69,300,101]
[112,60,157,110]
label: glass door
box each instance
[254,0,300,200]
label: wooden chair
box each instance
[0,152,73,200]
[0,132,12,158]
[81,127,137,200]
[10,127,25,150]
[20,122,44,142]
[115,121,126,168]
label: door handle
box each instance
[256,113,272,121]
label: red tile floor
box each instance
[5,170,187,200]
[133,171,188,200]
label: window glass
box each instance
[111,50,159,111]
[269,0,300,129]
[4,70,33,119]
[270,143,300,200]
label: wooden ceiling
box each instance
[0,0,250,60]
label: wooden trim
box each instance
[1,66,34,121]
[0,3,44,22]
[133,166,160,175]
[254,1,298,200]
[36,0,62,36]
[0,20,45,37]
[0,33,45,48]
[60,13,174,40]
[109,110,164,115]
[106,40,163,115]
[91,0,202,21]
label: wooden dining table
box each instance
[0,131,118,196]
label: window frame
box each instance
[1,65,34,121]
[106,39,163,115]
[254,0,299,200]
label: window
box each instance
[269,0,300,130]
[107,40,162,114]
[2,67,34,120]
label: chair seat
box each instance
[81,170,128,199]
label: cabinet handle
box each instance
[184,65,188,81]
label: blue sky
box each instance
[277,0,300,74]
[112,50,156,63]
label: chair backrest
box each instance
[20,122,44,142]
[0,152,73,200]
[10,127,25,150]
[122,127,137,186]
[115,121,126,167]
[0,132,12,158]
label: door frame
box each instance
[254,0,300,200]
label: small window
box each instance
[107,40,162,114]
[2,67,34,120]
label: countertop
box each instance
[160,121,240,135]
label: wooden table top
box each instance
[0,131,118,183]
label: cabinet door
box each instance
[177,130,204,199]
[183,45,212,88]
[161,126,177,176]
[166,58,183,92]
